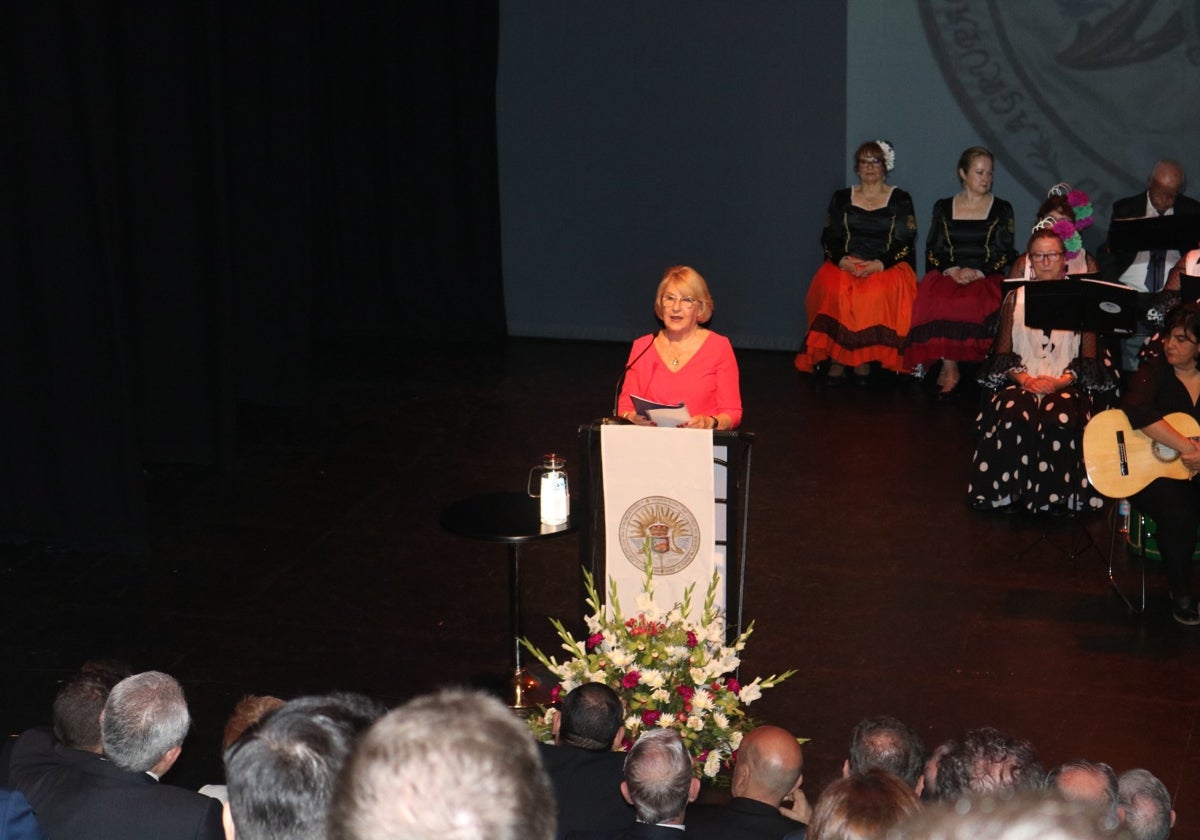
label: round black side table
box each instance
[440,491,578,707]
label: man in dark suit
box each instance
[1099,160,1200,371]
[0,787,46,840]
[687,725,806,840]
[568,728,700,840]
[9,670,223,840]
[538,683,635,836]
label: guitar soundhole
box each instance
[1151,442,1181,464]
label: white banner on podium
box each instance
[600,425,718,622]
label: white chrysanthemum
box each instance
[729,730,743,750]
[624,714,641,731]
[651,688,670,703]
[656,715,675,728]
[586,670,608,684]
[687,715,704,732]
[704,750,722,778]
[607,648,635,669]
[639,668,665,689]
[691,689,713,711]
[689,667,708,685]
[712,711,729,730]
[665,645,691,662]
[738,679,763,704]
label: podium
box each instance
[576,424,754,640]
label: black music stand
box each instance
[1013,280,1136,563]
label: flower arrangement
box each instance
[522,562,796,779]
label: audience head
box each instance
[621,728,698,826]
[732,724,803,807]
[101,671,191,775]
[1164,301,1200,345]
[1119,769,1175,840]
[328,688,555,840]
[224,692,385,840]
[922,740,955,802]
[895,791,1120,840]
[53,667,127,753]
[846,715,926,790]
[935,727,1044,799]
[809,768,920,840]
[1148,160,1185,215]
[222,694,286,751]
[1046,759,1119,828]
[654,265,713,324]
[555,681,624,751]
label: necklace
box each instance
[666,331,700,367]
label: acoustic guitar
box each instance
[1082,409,1200,498]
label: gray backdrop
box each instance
[498,1,1200,351]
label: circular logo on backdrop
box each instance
[618,496,700,575]
[918,0,1200,227]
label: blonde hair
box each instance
[654,265,714,324]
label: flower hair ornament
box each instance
[875,139,896,172]
[1033,215,1084,260]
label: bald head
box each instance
[1149,160,1185,214]
[732,725,803,806]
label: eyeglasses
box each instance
[857,158,882,167]
[661,294,697,309]
[1030,252,1064,263]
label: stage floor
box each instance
[3,337,1199,832]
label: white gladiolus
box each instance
[729,730,743,750]
[738,679,763,704]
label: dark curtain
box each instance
[0,1,505,552]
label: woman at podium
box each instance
[616,265,742,430]
[968,229,1118,514]
[1121,302,1200,625]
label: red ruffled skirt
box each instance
[795,260,918,373]
[903,270,1003,369]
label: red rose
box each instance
[587,633,605,649]
[642,709,661,726]
[686,630,698,648]
[622,671,640,689]
[550,685,561,703]
[726,678,741,695]
[676,685,694,700]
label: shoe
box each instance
[1172,596,1200,626]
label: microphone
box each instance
[599,333,658,425]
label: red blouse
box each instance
[616,331,743,428]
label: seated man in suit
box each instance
[538,682,634,836]
[1048,759,1120,830]
[1119,768,1175,840]
[569,729,701,840]
[687,724,806,840]
[1099,159,1200,372]
[10,670,223,840]
[223,692,385,840]
[53,667,128,755]
[328,688,556,840]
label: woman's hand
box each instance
[621,412,654,426]
[680,415,719,430]
[840,257,883,278]
[1019,374,1065,394]
[949,267,983,285]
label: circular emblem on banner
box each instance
[918,0,1200,226]
[618,495,700,575]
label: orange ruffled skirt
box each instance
[794,260,918,373]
